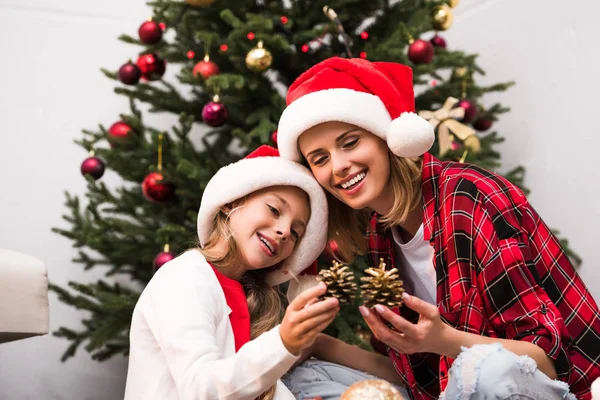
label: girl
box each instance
[276,57,600,400]
[124,145,406,400]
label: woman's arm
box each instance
[311,333,404,385]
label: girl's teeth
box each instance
[341,173,365,189]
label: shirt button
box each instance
[541,304,547,315]
[441,371,445,377]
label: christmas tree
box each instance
[51,0,580,362]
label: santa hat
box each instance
[277,57,435,161]
[197,145,328,286]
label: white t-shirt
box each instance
[391,224,436,305]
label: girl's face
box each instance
[298,121,393,213]
[227,185,310,271]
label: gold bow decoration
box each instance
[418,97,479,158]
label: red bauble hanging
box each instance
[142,172,175,203]
[136,53,166,81]
[456,99,478,123]
[193,55,220,80]
[473,118,493,131]
[153,245,175,270]
[202,94,228,127]
[408,39,434,64]
[271,130,278,145]
[108,120,134,146]
[80,156,105,180]
[138,19,163,44]
[117,61,141,85]
[430,34,447,49]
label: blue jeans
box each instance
[282,359,409,400]
[442,343,575,400]
[283,344,575,400]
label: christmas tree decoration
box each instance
[136,53,166,81]
[271,130,278,145]
[247,32,256,40]
[153,244,175,270]
[454,66,469,78]
[325,240,341,261]
[118,60,142,85]
[184,0,214,6]
[457,98,478,123]
[341,379,405,400]
[458,135,482,163]
[419,97,476,157]
[280,16,288,24]
[187,50,195,59]
[107,120,134,146]
[138,18,163,44]
[432,4,454,31]
[202,94,228,127]
[219,44,228,52]
[360,258,404,309]
[359,51,367,59]
[245,41,273,72]
[430,34,447,49]
[142,172,175,202]
[301,44,310,53]
[473,117,493,131]
[360,31,369,40]
[317,260,358,305]
[448,0,460,8]
[408,39,434,64]
[80,151,105,180]
[193,55,220,79]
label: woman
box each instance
[276,57,600,400]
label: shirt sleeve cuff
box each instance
[520,334,572,381]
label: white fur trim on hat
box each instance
[278,88,391,161]
[197,156,328,286]
[387,112,435,158]
[278,88,434,161]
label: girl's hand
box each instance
[280,282,339,356]
[359,293,451,355]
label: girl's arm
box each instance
[311,333,404,385]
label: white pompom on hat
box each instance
[197,145,328,286]
[277,57,434,161]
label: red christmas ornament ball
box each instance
[271,130,278,145]
[118,61,141,85]
[193,58,220,79]
[408,39,434,64]
[473,118,493,131]
[202,97,228,127]
[138,20,163,44]
[80,156,105,180]
[457,99,478,123]
[136,53,166,81]
[142,172,175,203]
[153,251,175,270]
[108,121,134,146]
[430,34,447,49]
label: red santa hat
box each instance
[277,57,435,161]
[197,145,328,286]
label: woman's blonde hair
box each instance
[200,201,283,400]
[326,151,423,263]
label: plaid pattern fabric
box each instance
[366,153,600,400]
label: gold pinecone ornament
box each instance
[360,258,404,309]
[318,260,358,304]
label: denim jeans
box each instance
[283,344,576,400]
[282,359,410,400]
[441,343,576,400]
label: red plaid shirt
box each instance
[366,153,600,400]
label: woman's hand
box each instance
[280,282,339,356]
[359,292,451,355]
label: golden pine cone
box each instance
[318,260,358,304]
[360,258,404,308]
[340,379,405,400]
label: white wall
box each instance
[0,0,599,399]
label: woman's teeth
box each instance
[341,172,366,189]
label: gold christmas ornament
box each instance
[354,325,372,345]
[184,0,214,6]
[360,258,404,309]
[454,66,469,78]
[318,260,358,304]
[245,40,273,73]
[464,134,481,153]
[448,0,460,8]
[432,4,454,31]
[341,379,405,400]
[419,97,477,157]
